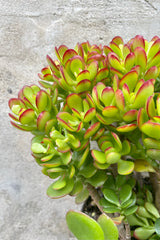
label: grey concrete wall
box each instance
[1,0,160,239]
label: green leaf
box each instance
[86,171,107,187]
[98,214,119,240]
[47,178,74,199]
[66,211,104,240]
[31,142,46,154]
[141,121,160,140]
[103,188,120,206]
[75,188,89,204]
[145,202,160,219]
[133,227,155,240]
[120,184,132,204]
[155,218,160,236]
[91,149,106,164]
[118,160,134,175]
[123,205,138,216]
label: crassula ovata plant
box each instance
[8,35,160,240]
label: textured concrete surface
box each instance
[1,0,160,239]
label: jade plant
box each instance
[8,35,160,239]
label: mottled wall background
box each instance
[1,0,160,239]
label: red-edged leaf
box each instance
[76,79,91,93]
[92,128,105,140]
[147,50,160,69]
[102,106,118,117]
[123,110,137,122]
[87,61,99,80]
[67,93,82,113]
[112,36,124,46]
[103,45,113,56]
[132,35,145,50]
[91,149,106,164]
[62,49,77,65]
[146,95,156,118]
[148,38,160,60]
[134,47,147,70]
[137,108,149,129]
[84,122,100,139]
[144,66,159,80]
[115,89,125,111]
[124,52,135,71]
[46,55,60,76]
[119,71,138,92]
[106,152,121,164]
[77,70,90,82]
[101,87,114,106]
[108,52,124,72]
[111,132,122,150]
[141,120,160,139]
[96,113,114,125]
[36,90,49,112]
[70,55,85,74]
[110,41,123,58]
[157,94,160,116]
[37,111,51,131]
[133,80,154,109]
[83,108,96,122]
[57,112,79,132]
[19,109,35,124]
[92,83,105,110]
[55,45,68,62]
[10,121,35,131]
[96,68,109,83]
[117,124,137,132]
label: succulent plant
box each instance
[9,35,160,240]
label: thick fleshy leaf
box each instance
[70,56,85,74]
[124,205,138,216]
[103,188,120,206]
[146,95,156,118]
[36,90,49,112]
[134,159,155,172]
[144,66,159,80]
[92,128,105,140]
[70,180,83,196]
[132,35,145,50]
[118,160,134,175]
[143,138,160,149]
[147,50,160,69]
[83,108,96,122]
[87,61,98,80]
[19,109,35,124]
[103,45,113,56]
[8,98,25,114]
[157,95,160,116]
[57,112,79,131]
[52,176,66,190]
[108,53,124,72]
[155,218,160,237]
[119,184,132,204]
[141,121,160,139]
[55,45,68,62]
[115,89,125,111]
[37,111,51,131]
[76,79,91,93]
[102,106,118,117]
[66,211,104,240]
[10,121,36,131]
[134,47,147,70]
[145,202,160,219]
[47,178,74,199]
[77,70,90,82]
[110,41,123,58]
[148,38,160,60]
[86,171,107,187]
[67,93,82,113]
[97,214,119,240]
[133,80,154,109]
[101,87,114,106]
[91,149,106,164]
[84,122,100,139]
[147,149,160,160]
[96,68,109,82]
[123,110,137,122]
[124,52,135,71]
[111,132,122,150]
[117,124,137,132]
[133,227,155,240]
[137,108,149,129]
[119,71,138,92]
[106,152,121,164]
[62,49,77,65]
[78,146,90,167]
[75,188,89,204]
[46,55,60,76]
[100,141,113,152]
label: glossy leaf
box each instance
[118,160,134,175]
[97,214,119,240]
[134,160,155,172]
[103,188,120,206]
[120,184,132,204]
[141,121,160,139]
[66,211,104,240]
[119,71,138,92]
[84,122,100,139]
[133,227,155,240]
[91,149,106,164]
[155,218,160,236]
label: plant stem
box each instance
[125,222,131,240]
[86,183,104,213]
[150,170,160,213]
